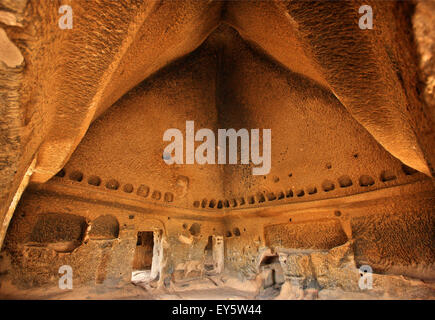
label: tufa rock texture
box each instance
[0,0,433,299]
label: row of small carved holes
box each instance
[193,165,417,209]
[55,169,174,202]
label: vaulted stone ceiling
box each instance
[0,0,434,243]
[0,0,434,300]
[56,24,429,211]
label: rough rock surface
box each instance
[89,215,119,240]
[0,0,433,300]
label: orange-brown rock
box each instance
[0,0,433,300]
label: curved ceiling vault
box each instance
[0,0,434,301]
[28,0,434,186]
[56,24,430,211]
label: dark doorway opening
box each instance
[258,254,285,298]
[204,236,214,271]
[132,231,154,271]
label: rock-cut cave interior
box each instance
[0,0,434,300]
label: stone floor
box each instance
[1,274,434,300]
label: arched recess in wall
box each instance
[130,218,167,285]
[132,218,167,237]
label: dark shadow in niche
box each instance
[359,175,374,187]
[229,199,237,207]
[189,223,201,236]
[258,254,285,294]
[201,199,208,208]
[233,227,241,237]
[164,192,174,202]
[132,231,154,271]
[152,190,161,200]
[209,199,216,208]
[266,192,277,201]
[307,186,317,195]
[28,213,87,252]
[56,169,66,177]
[89,215,119,240]
[204,236,214,271]
[322,180,335,192]
[137,185,150,198]
[105,179,119,190]
[296,189,305,197]
[338,175,352,188]
[257,193,266,203]
[401,164,418,175]
[69,170,83,182]
[88,175,101,186]
[123,183,134,193]
[380,170,397,182]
